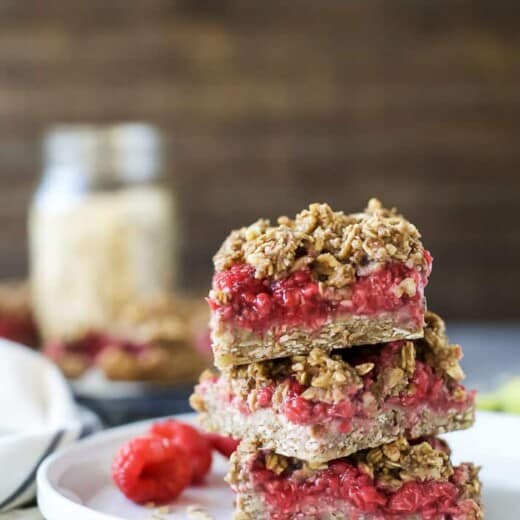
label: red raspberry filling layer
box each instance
[249,453,477,519]
[209,256,431,333]
[208,341,473,433]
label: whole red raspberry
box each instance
[112,435,191,504]
[205,433,240,458]
[150,420,212,484]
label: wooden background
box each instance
[0,0,519,320]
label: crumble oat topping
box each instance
[361,437,453,491]
[213,200,428,287]
[421,311,465,381]
[458,463,483,500]
[225,347,362,408]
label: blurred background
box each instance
[1,0,519,320]
[0,1,519,421]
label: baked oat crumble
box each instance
[186,504,213,519]
[213,200,428,288]
[361,437,453,491]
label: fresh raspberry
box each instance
[112,435,191,504]
[150,420,212,484]
[205,433,240,458]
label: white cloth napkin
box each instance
[0,509,42,520]
[0,339,82,512]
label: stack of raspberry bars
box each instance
[191,200,483,519]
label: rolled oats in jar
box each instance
[29,124,177,341]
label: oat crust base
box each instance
[212,312,423,369]
[197,384,475,463]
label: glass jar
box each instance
[29,124,177,341]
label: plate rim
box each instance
[37,411,520,520]
[37,413,195,520]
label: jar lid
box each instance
[43,123,164,185]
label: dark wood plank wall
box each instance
[0,0,519,320]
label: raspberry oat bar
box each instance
[228,437,483,520]
[45,295,208,381]
[192,312,475,462]
[208,200,432,368]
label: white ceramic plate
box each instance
[37,411,520,520]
